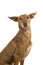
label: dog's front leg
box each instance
[20,60,24,65]
[14,58,19,65]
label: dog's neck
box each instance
[19,26,31,39]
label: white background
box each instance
[0,0,43,65]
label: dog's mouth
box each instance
[19,22,29,30]
[22,26,28,30]
[20,25,28,30]
[23,23,28,30]
[23,27,28,30]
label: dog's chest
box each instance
[14,35,32,56]
[13,30,32,59]
[13,41,32,60]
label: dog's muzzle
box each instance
[23,23,27,28]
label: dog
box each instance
[0,13,36,65]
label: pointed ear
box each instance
[8,16,18,22]
[29,12,37,19]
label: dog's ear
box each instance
[29,12,37,19]
[8,16,18,22]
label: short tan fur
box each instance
[0,13,36,65]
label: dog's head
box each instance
[8,13,36,30]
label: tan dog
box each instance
[0,13,36,65]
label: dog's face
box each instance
[8,13,36,30]
[18,14,30,30]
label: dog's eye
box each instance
[19,18,22,20]
[27,16,29,19]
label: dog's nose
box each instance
[23,23,27,27]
